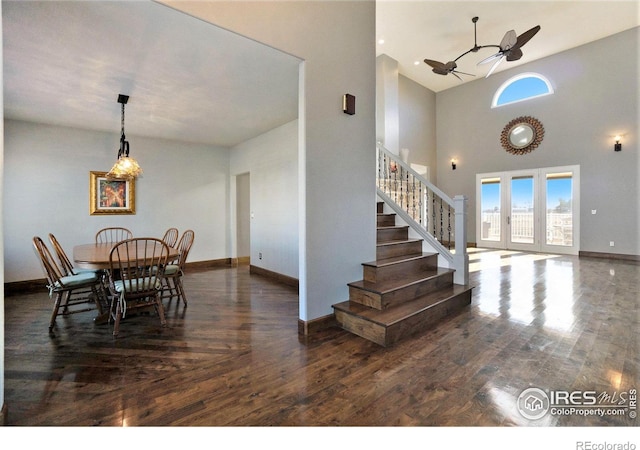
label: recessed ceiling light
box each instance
[414,60,420,66]
[378,38,385,45]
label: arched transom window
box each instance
[492,73,554,108]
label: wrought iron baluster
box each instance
[399,165,404,212]
[439,197,444,244]
[382,153,390,195]
[411,175,417,221]
[432,191,437,238]
[419,183,424,226]
[392,158,398,203]
[425,189,429,230]
[447,203,452,250]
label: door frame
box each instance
[476,165,580,255]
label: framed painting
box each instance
[89,171,136,215]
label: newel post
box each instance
[453,195,469,285]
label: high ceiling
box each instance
[2,0,301,147]
[377,1,640,93]
[3,1,639,148]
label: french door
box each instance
[476,166,580,255]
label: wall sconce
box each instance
[451,159,457,170]
[614,135,622,152]
[343,94,355,115]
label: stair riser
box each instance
[377,214,396,227]
[334,290,472,347]
[350,271,454,309]
[385,290,472,346]
[334,309,387,346]
[363,253,437,284]
[375,241,425,265]
[377,227,409,243]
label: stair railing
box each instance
[376,144,469,285]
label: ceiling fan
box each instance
[424,17,541,81]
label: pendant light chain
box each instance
[107,94,142,179]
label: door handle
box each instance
[507,216,511,225]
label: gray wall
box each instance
[230,120,299,279]
[399,74,437,183]
[170,1,377,321]
[3,119,230,283]
[435,28,639,256]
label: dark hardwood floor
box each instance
[3,249,639,428]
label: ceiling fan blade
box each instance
[485,56,504,78]
[513,25,541,49]
[453,70,475,77]
[506,48,523,61]
[424,59,447,70]
[478,52,502,65]
[499,30,517,51]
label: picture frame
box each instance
[89,171,136,215]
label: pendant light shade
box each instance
[107,94,142,179]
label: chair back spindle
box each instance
[162,228,179,248]
[96,227,133,244]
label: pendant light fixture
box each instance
[106,94,143,179]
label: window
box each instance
[492,73,554,108]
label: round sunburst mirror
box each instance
[500,116,544,155]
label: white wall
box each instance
[435,28,639,256]
[230,120,299,279]
[3,119,229,282]
[166,1,377,321]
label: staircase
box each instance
[332,202,473,347]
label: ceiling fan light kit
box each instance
[424,17,540,81]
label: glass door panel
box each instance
[477,175,505,249]
[545,172,573,246]
[480,177,502,243]
[541,168,579,255]
[509,175,535,245]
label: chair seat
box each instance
[150,264,179,275]
[114,277,162,293]
[75,268,101,275]
[163,265,180,276]
[55,271,100,289]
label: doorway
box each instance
[476,166,580,255]
[236,173,251,265]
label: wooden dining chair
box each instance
[33,236,105,331]
[161,230,195,306]
[49,233,109,309]
[95,227,133,244]
[161,227,179,248]
[49,233,98,276]
[108,238,169,337]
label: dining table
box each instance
[73,241,180,323]
[73,241,180,270]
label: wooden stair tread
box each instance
[334,200,471,346]
[348,267,454,294]
[377,238,422,246]
[362,252,437,268]
[334,284,472,327]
